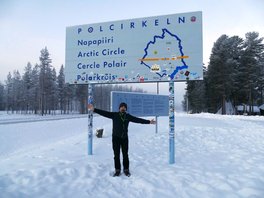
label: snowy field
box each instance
[0,112,264,198]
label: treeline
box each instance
[0,47,144,115]
[183,32,264,114]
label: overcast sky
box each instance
[0,0,263,107]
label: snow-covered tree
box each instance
[39,47,53,115]
[0,82,5,110]
[236,32,264,114]
[183,66,207,113]
[22,62,35,113]
[57,65,66,113]
[206,34,243,113]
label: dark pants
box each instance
[112,136,129,170]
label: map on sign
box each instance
[140,28,189,80]
[65,11,203,84]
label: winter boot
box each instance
[113,169,121,177]
[124,169,131,177]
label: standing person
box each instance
[88,102,156,177]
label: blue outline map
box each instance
[140,28,188,79]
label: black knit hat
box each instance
[119,102,127,109]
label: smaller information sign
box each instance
[111,91,169,117]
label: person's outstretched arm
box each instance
[128,114,156,124]
[88,104,114,119]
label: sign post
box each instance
[156,82,159,134]
[169,80,175,164]
[88,84,93,155]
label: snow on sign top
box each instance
[65,11,203,84]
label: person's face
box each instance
[119,106,126,113]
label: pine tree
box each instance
[5,70,23,113]
[49,68,58,114]
[39,47,53,115]
[65,83,76,113]
[236,32,264,114]
[206,35,243,113]
[58,65,66,113]
[5,72,12,112]
[183,66,207,113]
[31,64,40,114]
[22,62,34,113]
[258,55,264,105]
[76,84,88,114]
[0,82,5,110]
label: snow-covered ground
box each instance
[0,112,264,198]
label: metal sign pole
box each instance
[88,83,94,155]
[156,82,159,134]
[169,80,175,164]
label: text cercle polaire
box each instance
[77,60,127,69]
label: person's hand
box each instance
[88,104,94,111]
[150,119,156,124]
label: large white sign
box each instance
[65,11,203,84]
